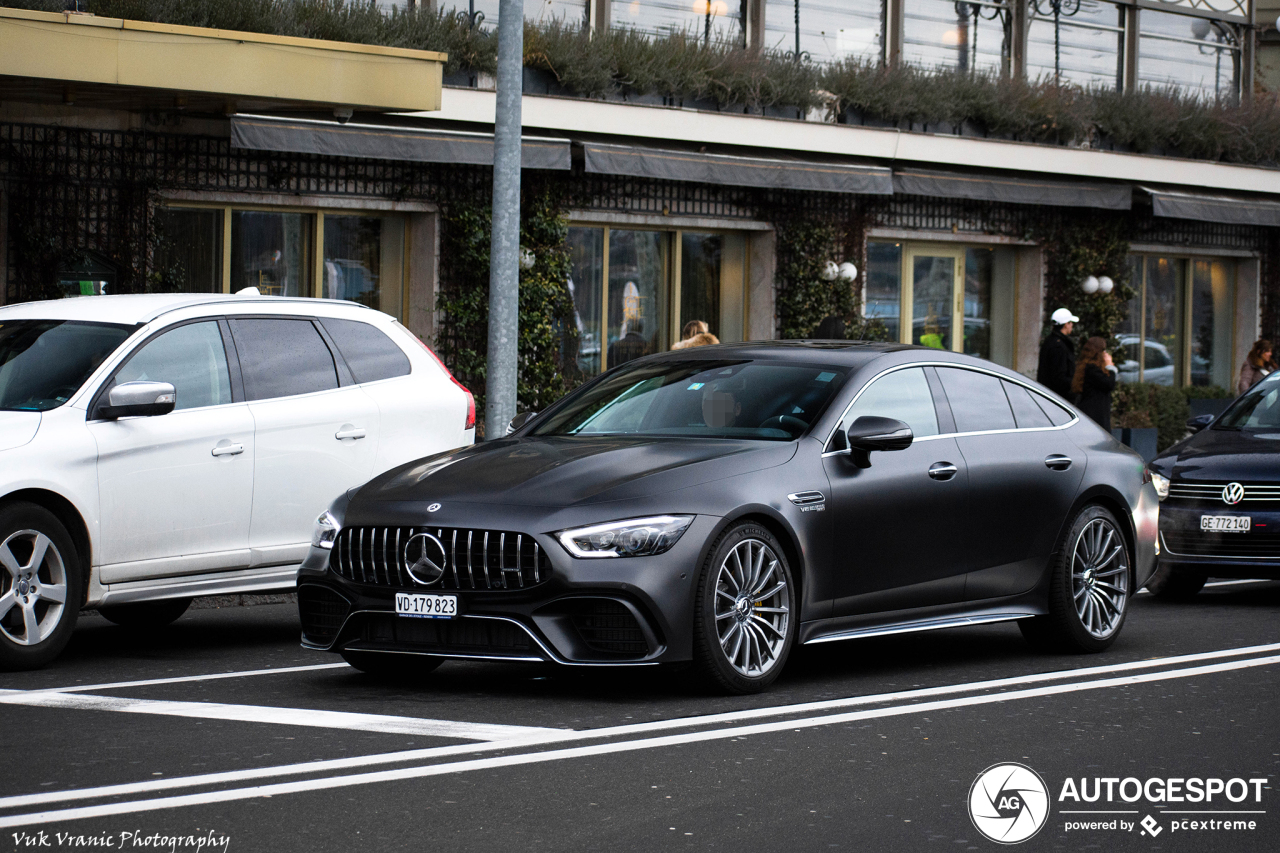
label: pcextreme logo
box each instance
[968,763,1051,844]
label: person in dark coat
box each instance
[1037,307,1078,400]
[1072,336,1117,430]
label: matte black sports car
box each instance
[298,342,1158,693]
[1147,371,1280,598]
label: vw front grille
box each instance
[331,527,551,590]
[1167,482,1280,504]
[1161,531,1280,559]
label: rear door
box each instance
[228,317,380,570]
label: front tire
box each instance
[99,597,192,629]
[0,502,82,671]
[1021,505,1131,654]
[692,522,797,694]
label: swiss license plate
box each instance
[1201,515,1251,533]
[395,592,459,619]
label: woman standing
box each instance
[1237,339,1273,395]
[1072,336,1118,430]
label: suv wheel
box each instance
[100,597,192,629]
[0,502,82,671]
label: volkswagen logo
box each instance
[1222,482,1246,505]
[968,763,1050,844]
[403,532,448,585]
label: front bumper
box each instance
[1156,503,1280,579]
[297,515,721,666]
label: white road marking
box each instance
[33,663,350,694]
[2,652,1277,828]
[2,642,1279,813]
[0,691,563,742]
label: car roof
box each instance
[0,294,379,325]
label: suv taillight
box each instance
[411,335,476,431]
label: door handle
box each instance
[928,462,958,481]
[1045,454,1073,471]
[335,425,367,441]
[211,441,244,457]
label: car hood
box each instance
[1166,428,1280,481]
[0,411,41,453]
[361,435,799,507]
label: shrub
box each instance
[775,220,855,339]
[1112,383,1189,451]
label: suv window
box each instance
[114,321,231,411]
[229,318,339,401]
[839,367,939,441]
[319,318,410,384]
[0,320,133,412]
[936,367,1016,433]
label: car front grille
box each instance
[1167,482,1280,505]
[331,526,551,590]
[1161,531,1280,559]
[298,585,350,645]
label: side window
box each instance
[1003,381,1053,429]
[114,321,231,411]
[839,367,939,443]
[936,367,1016,433]
[229,318,339,401]
[1032,390,1076,426]
[319,318,411,384]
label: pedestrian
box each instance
[1237,339,1273,395]
[672,320,719,350]
[607,317,649,366]
[1072,336,1117,430]
[1037,307,1078,400]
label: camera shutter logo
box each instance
[1222,482,1245,505]
[403,532,448,585]
[968,763,1050,844]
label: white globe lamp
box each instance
[1081,275,1100,295]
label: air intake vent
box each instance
[569,599,649,656]
[298,585,350,646]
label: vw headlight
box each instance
[311,511,341,550]
[557,515,694,558]
[1149,470,1170,501]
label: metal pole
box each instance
[485,0,523,439]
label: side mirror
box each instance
[844,416,913,469]
[1186,413,1214,434]
[101,380,176,420]
[506,411,537,435]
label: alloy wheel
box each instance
[714,537,789,677]
[0,530,69,647]
[1070,518,1129,640]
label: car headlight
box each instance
[557,515,694,558]
[311,511,341,550]
[1149,470,1170,501]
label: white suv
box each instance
[0,294,475,669]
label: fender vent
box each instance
[788,491,826,506]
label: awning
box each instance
[581,142,894,194]
[893,169,1131,210]
[1143,187,1280,227]
[230,115,571,170]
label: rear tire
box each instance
[1146,564,1208,601]
[341,649,443,678]
[1021,505,1130,654]
[0,502,82,671]
[99,597,192,629]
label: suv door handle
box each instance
[928,462,958,481]
[1045,454,1073,471]
[211,441,244,457]
[335,425,367,441]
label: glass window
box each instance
[1139,10,1240,102]
[155,208,222,293]
[322,215,404,315]
[231,212,314,297]
[1035,393,1076,426]
[1027,0,1123,88]
[1144,257,1183,387]
[903,0,1009,74]
[568,227,605,378]
[0,320,133,412]
[936,367,1016,432]
[531,359,847,440]
[865,242,902,343]
[680,232,722,340]
[1219,374,1280,428]
[319,318,411,384]
[964,248,993,360]
[115,322,232,411]
[606,230,668,368]
[1003,380,1053,428]
[438,1,587,28]
[764,0,884,63]
[912,254,955,350]
[842,367,940,438]
[614,0,743,43]
[229,319,339,401]
[1190,259,1235,388]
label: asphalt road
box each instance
[1,580,1277,853]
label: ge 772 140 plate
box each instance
[1200,515,1251,533]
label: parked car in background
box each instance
[298,342,1158,694]
[1147,371,1280,598]
[0,294,474,670]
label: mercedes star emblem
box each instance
[404,532,448,585]
[1222,482,1246,505]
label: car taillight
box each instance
[411,335,476,431]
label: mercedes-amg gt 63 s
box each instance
[298,342,1159,693]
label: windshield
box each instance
[1217,373,1280,429]
[530,359,849,441]
[0,320,134,411]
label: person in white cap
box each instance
[1037,307,1079,400]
